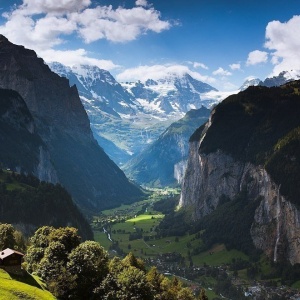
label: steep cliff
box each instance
[0,35,143,212]
[0,88,57,182]
[180,81,300,264]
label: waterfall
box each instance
[273,185,281,262]
[103,227,113,242]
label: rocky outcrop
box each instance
[35,146,58,183]
[0,42,90,137]
[180,145,300,263]
[251,179,300,265]
[0,88,57,181]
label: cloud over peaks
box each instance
[116,64,216,84]
[72,5,171,43]
[20,0,91,15]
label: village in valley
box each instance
[91,189,300,300]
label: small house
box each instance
[0,248,24,274]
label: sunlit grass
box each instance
[126,214,164,222]
[0,269,55,300]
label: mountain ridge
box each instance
[124,106,211,187]
[180,80,300,264]
[49,62,219,165]
[0,35,143,212]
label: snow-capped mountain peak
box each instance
[239,77,262,91]
[49,62,220,164]
[261,70,300,87]
[120,72,218,116]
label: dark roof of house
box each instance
[0,248,24,259]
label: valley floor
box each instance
[92,189,300,300]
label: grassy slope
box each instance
[0,269,55,300]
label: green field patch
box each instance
[126,214,164,223]
[0,269,11,280]
[101,203,134,216]
[151,234,195,255]
[192,244,249,266]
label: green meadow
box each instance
[95,209,248,265]
[0,269,55,300]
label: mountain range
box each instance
[49,61,300,189]
[0,35,143,213]
[49,62,218,166]
[1,34,300,266]
[239,70,300,91]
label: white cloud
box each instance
[246,50,268,66]
[212,67,232,76]
[244,75,259,81]
[72,5,170,43]
[229,63,241,70]
[0,0,171,69]
[20,0,91,15]
[192,61,209,70]
[116,64,216,84]
[135,0,148,7]
[41,49,120,70]
[1,1,171,45]
[264,15,300,75]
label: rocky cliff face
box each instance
[180,82,300,264]
[180,147,300,264]
[0,88,57,182]
[0,39,90,137]
[0,35,143,212]
[36,146,58,183]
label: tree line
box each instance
[0,223,208,300]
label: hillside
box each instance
[0,35,143,212]
[0,170,93,240]
[124,107,210,187]
[0,269,55,300]
[181,80,300,264]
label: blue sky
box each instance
[0,0,299,90]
